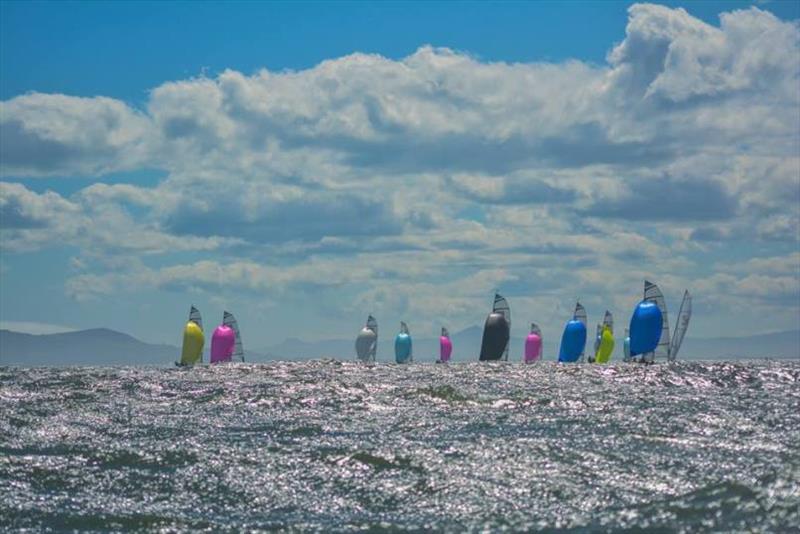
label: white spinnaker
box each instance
[574,302,587,362]
[189,305,203,332]
[669,291,692,361]
[367,315,378,361]
[223,311,244,362]
[644,280,670,361]
[493,293,511,361]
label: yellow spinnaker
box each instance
[180,321,204,365]
[594,326,615,363]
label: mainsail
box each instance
[223,311,244,362]
[623,327,631,362]
[669,291,692,361]
[603,310,613,332]
[574,302,587,362]
[644,280,670,362]
[189,305,203,331]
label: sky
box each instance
[1,1,799,350]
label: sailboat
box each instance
[629,281,692,363]
[479,293,511,361]
[177,305,204,366]
[223,311,245,362]
[593,310,615,363]
[524,323,542,363]
[558,301,587,363]
[439,327,452,363]
[355,315,378,362]
[395,321,413,364]
[210,311,242,364]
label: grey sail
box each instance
[574,302,587,362]
[441,327,450,338]
[223,311,244,362]
[355,315,378,362]
[189,305,203,332]
[492,293,511,361]
[644,280,670,362]
[480,293,511,361]
[531,323,542,337]
[603,310,613,332]
[400,321,409,335]
[593,323,602,355]
[669,291,692,361]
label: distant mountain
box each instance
[1,327,796,366]
[0,328,271,366]
[0,328,179,366]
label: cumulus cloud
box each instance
[1,3,799,340]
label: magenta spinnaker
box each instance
[525,333,542,363]
[440,335,452,362]
[210,325,235,363]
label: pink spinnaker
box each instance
[210,325,235,363]
[439,335,453,363]
[524,333,542,363]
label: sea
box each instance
[1,360,798,532]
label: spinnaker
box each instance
[177,305,204,366]
[355,315,378,362]
[479,293,511,361]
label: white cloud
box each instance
[1,3,798,340]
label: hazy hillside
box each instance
[1,327,797,366]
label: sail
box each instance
[603,310,613,332]
[439,327,452,363]
[479,293,511,361]
[593,323,602,356]
[223,311,244,362]
[644,280,670,361]
[395,321,413,364]
[669,291,692,361]
[179,305,204,366]
[492,293,511,360]
[573,302,587,361]
[525,323,543,363]
[189,305,203,331]
[356,315,378,362]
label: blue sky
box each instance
[1,1,799,350]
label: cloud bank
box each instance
[1,3,798,340]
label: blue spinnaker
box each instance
[558,320,586,363]
[629,301,662,356]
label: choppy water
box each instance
[1,361,799,532]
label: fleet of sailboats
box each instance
[175,280,691,365]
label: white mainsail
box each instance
[644,280,670,362]
[492,293,511,360]
[574,302,587,362]
[669,291,692,361]
[189,305,203,331]
[223,311,244,362]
